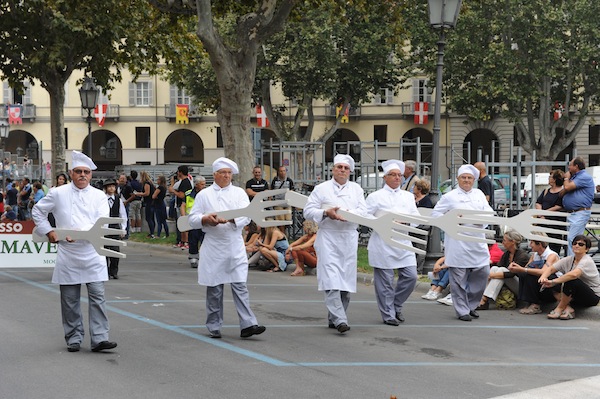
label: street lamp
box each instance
[428,0,462,196]
[427,0,462,259]
[0,119,9,191]
[79,77,99,159]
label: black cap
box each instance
[103,178,117,187]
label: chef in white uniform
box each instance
[431,164,493,321]
[304,154,368,334]
[188,157,266,339]
[31,150,117,353]
[366,160,421,325]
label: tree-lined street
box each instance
[1,243,599,398]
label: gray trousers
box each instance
[205,283,258,332]
[373,266,417,322]
[60,282,110,347]
[448,265,490,317]
[325,290,350,326]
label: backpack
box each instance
[495,287,516,310]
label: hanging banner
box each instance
[0,221,57,267]
[176,104,189,124]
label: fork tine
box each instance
[381,237,426,255]
[527,226,568,236]
[261,199,289,208]
[454,234,496,244]
[389,223,427,235]
[98,247,126,258]
[520,233,567,245]
[389,231,428,245]
[101,237,127,246]
[255,219,292,228]
[261,209,291,217]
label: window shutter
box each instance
[374,92,382,104]
[129,82,135,106]
[170,85,177,104]
[412,79,420,103]
[3,81,12,103]
[148,81,154,106]
[22,81,32,104]
[386,89,394,105]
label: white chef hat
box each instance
[333,154,355,171]
[382,159,405,175]
[457,164,480,180]
[212,157,239,174]
[71,150,97,170]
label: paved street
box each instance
[1,243,600,399]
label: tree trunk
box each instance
[194,0,297,185]
[48,85,67,177]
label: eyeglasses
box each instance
[386,173,402,178]
[573,241,587,247]
[72,169,91,175]
[335,165,351,171]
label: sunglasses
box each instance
[573,241,587,247]
[72,169,91,175]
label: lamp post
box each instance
[0,119,9,192]
[427,0,462,258]
[428,0,461,195]
[79,77,99,160]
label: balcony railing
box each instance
[0,103,37,121]
[327,104,361,119]
[164,104,202,122]
[80,104,120,121]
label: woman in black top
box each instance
[135,171,156,238]
[414,180,434,209]
[152,175,169,238]
[535,169,565,254]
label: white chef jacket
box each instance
[431,187,493,268]
[188,183,250,287]
[304,178,368,292]
[31,183,110,284]
[366,185,419,269]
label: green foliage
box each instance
[405,0,600,160]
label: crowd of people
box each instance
[21,152,600,350]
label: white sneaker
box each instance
[437,294,453,306]
[427,291,441,301]
[421,289,434,299]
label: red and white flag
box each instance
[8,105,22,124]
[256,105,270,127]
[94,103,108,127]
[553,101,563,121]
[414,102,429,125]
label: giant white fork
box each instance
[285,191,429,254]
[32,217,127,258]
[177,189,292,232]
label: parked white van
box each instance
[585,166,600,187]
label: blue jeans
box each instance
[567,210,591,256]
[431,268,450,289]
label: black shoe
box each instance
[458,314,472,322]
[328,323,336,329]
[476,302,489,310]
[240,325,266,338]
[384,319,400,326]
[336,323,350,333]
[395,312,405,323]
[67,343,80,352]
[91,341,117,352]
[470,310,480,318]
[112,275,119,280]
[209,330,222,339]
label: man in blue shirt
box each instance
[562,157,594,256]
